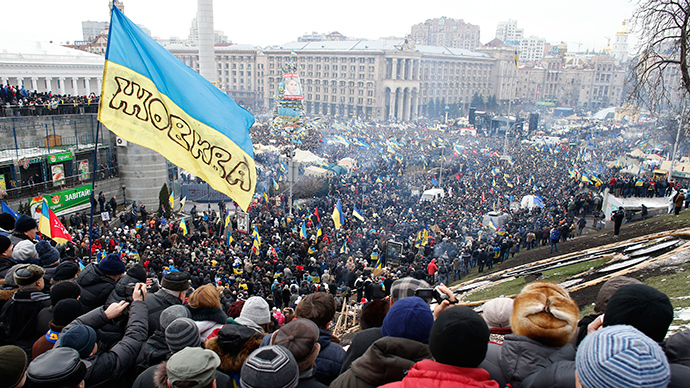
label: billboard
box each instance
[30,184,93,218]
[273,63,305,129]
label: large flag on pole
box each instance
[98,6,256,211]
[352,204,365,221]
[179,217,188,236]
[39,198,72,244]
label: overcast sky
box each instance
[3,0,637,52]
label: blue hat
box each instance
[98,254,125,276]
[58,325,97,359]
[381,296,434,343]
[576,325,670,388]
[14,215,37,233]
[36,240,60,266]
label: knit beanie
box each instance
[239,296,271,326]
[0,213,16,231]
[482,297,514,329]
[0,345,28,388]
[50,281,81,306]
[14,214,37,233]
[429,306,490,368]
[0,235,11,254]
[240,345,299,388]
[594,276,642,314]
[381,296,434,344]
[576,325,670,388]
[165,317,201,352]
[52,261,80,282]
[13,240,37,262]
[13,264,44,286]
[36,240,60,266]
[603,284,673,343]
[98,253,125,276]
[511,281,579,347]
[160,305,192,331]
[52,299,83,327]
[58,324,98,359]
[126,264,147,283]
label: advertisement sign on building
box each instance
[51,164,65,186]
[78,160,90,181]
[29,184,93,218]
[48,152,73,164]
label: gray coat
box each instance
[479,334,575,388]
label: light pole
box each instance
[444,105,449,124]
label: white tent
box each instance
[293,149,326,165]
[254,144,281,154]
[304,166,334,177]
[520,195,545,210]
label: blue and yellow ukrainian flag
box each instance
[224,208,231,228]
[179,217,188,236]
[331,199,344,229]
[98,7,256,211]
[301,221,308,240]
[352,204,365,221]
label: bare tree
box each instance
[628,0,689,114]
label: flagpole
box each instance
[87,121,101,262]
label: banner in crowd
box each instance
[98,6,256,211]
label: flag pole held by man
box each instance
[98,6,256,210]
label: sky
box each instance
[2,0,637,52]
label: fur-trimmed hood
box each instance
[153,362,168,388]
[204,334,261,374]
[510,281,578,347]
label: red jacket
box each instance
[427,260,438,275]
[380,359,499,388]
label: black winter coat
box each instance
[77,264,118,311]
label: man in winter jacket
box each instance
[57,283,149,388]
[144,271,190,335]
[9,215,37,246]
[0,264,50,359]
[76,254,125,311]
[295,292,345,385]
[331,296,434,388]
[380,306,499,388]
[270,318,327,388]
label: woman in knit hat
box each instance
[481,297,514,345]
[236,296,272,333]
[479,281,579,388]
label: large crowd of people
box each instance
[0,116,686,387]
[0,83,100,117]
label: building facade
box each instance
[166,40,495,120]
[519,36,546,62]
[495,19,523,46]
[0,40,103,95]
[410,17,481,50]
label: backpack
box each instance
[550,229,560,240]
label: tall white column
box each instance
[96,78,102,93]
[197,0,216,83]
[403,89,411,121]
[72,78,79,95]
[391,59,398,80]
[59,77,66,95]
[84,77,91,95]
[396,89,404,121]
[30,77,38,92]
[388,89,395,120]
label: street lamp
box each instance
[444,105,449,124]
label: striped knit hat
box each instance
[576,325,670,388]
[240,345,298,388]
